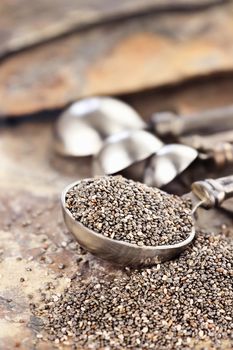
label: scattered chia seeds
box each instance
[33,231,233,349]
[65,176,193,246]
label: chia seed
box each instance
[65,176,193,246]
[33,231,233,349]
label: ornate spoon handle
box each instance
[191,175,233,208]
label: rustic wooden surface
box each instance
[1,1,233,116]
[0,75,233,349]
[0,0,225,57]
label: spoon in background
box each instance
[53,95,197,185]
[93,129,163,177]
[61,175,233,266]
[144,144,198,188]
[180,131,233,167]
[144,137,233,189]
[54,97,233,157]
[144,128,233,188]
[88,98,229,182]
[53,96,146,157]
[151,105,233,137]
[54,96,232,186]
[143,137,233,188]
[93,129,197,184]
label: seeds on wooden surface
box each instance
[33,231,233,349]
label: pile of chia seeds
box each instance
[33,231,233,349]
[65,176,193,246]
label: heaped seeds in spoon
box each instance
[65,176,193,246]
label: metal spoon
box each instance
[93,130,163,175]
[180,130,233,149]
[94,134,197,186]
[61,175,233,266]
[180,131,233,167]
[53,97,146,157]
[144,144,198,187]
[144,130,233,187]
[151,105,233,137]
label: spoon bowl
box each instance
[62,175,233,266]
[93,130,163,176]
[144,144,198,187]
[61,179,195,266]
[54,97,146,157]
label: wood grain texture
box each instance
[0,1,233,117]
[0,0,225,57]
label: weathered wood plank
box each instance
[1,2,233,116]
[0,0,225,57]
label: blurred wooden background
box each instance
[0,0,233,116]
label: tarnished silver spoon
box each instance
[93,132,197,185]
[61,175,233,266]
[93,130,163,176]
[151,105,233,136]
[54,97,233,157]
[144,144,198,188]
[53,97,145,157]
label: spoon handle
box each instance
[180,130,233,150]
[151,105,233,136]
[191,175,233,209]
[209,143,233,167]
